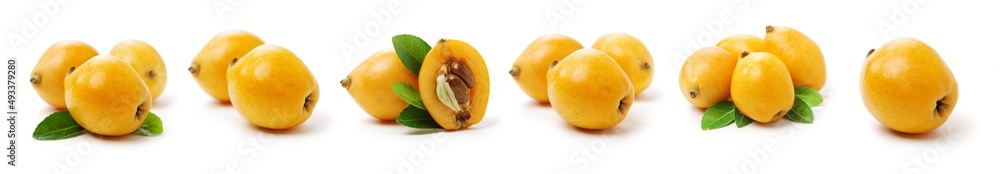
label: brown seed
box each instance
[449,60,475,88]
[456,110,471,122]
[447,74,470,104]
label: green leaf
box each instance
[132,112,163,136]
[785,97,814,124]
[396,105,442,129]
[33,110,86,140]
[794,87,823,107]
[390,82,425,110]
[392,34,431,76]
[701,101,737,130]
[733,108,753,128]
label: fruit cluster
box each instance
[343,35,490,130]
[31,39,166,136]
[189,30,320,130]
[510,33,653,129]
[680,26,826,129]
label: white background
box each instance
[2,0,999,173]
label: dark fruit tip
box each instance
[340,76,351,89]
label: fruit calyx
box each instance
[229,57,239,67]
[689,87,700,99]
[30,73,40,85]
[304,93,316,113]
[618,95,632,115]
[188,63,200,75]
[340,76,352,89]
[935,97,948,118]
[508,66,520,78]
[135,103,148,121]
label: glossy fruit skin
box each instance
[679,47,737,108]
[592,33,654,94]
[717,34,765,57]
[510,34,583,103]
[343,49,418,121]
[418,39,490,130]
[764,26,826,91]
[190,30,265,102]
[31,40,99,109]
[548,49,634,129]
[110,39,168,100]
[861,37,958,133]
[731,52,794,123]
[65,55,151,136]
[227,45,319,129]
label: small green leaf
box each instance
[733,109,753,128]
[396,105,442,129]
[390,82,425,110]
[794,87,823,107]
[33,110,86,140]
[701,101,737,130]
[785,97,814,124]
[392,34,431,76]
[132,112,163,136]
